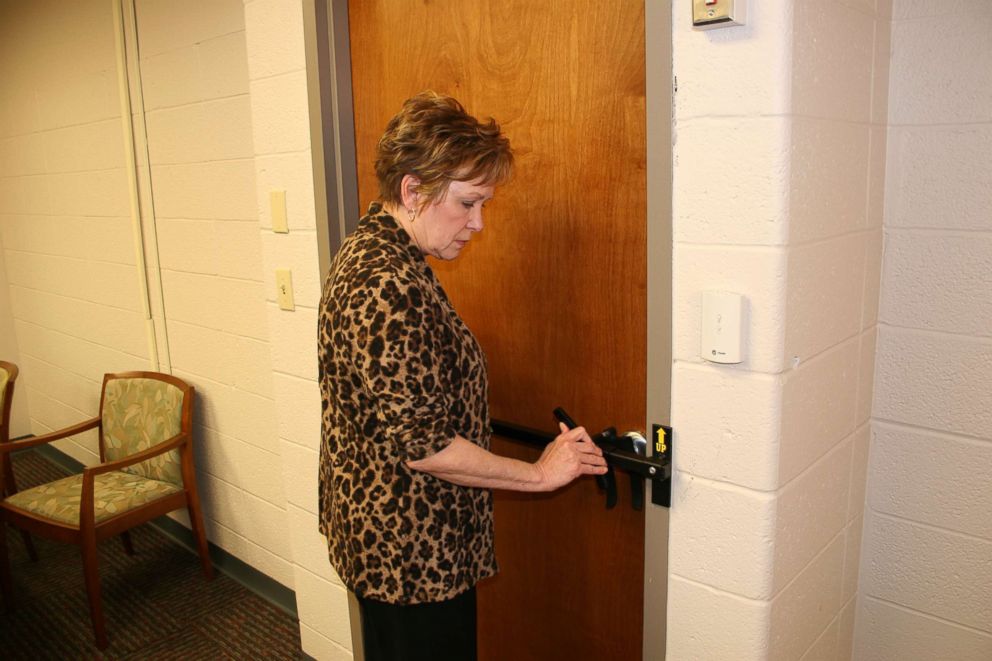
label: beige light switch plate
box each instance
[275,269,294,310]
[270,190,289,233]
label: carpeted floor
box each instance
[0,450,309,660]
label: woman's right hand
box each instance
[534,422,609,491]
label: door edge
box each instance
[304,0,359,279]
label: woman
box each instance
[317,91,608,661]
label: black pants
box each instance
[357,588,477,661]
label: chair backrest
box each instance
[100,373,191,486]
[0,361,17,443]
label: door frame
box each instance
[302,2,673,658]
[643,1,674,656]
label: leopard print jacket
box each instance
[317,202,496,604]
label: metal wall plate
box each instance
[692,0,746,30]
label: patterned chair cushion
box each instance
[102,377,185,485]
[3,470,182,525]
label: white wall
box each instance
[0,234,29,436]
[132,0,297,589]
[241,0,352,657]
[855,1,992,659]
[0,0,144,458]
[667,1,889,658]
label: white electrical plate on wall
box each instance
[701,290,745,364]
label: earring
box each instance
[408,207,416,223]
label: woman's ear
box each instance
[400,174,421,212]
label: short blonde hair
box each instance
[375,91,513,210]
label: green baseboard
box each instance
[28,442,299,620]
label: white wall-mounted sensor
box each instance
[701,291,745,364]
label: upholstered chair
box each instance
[0,371,213,649]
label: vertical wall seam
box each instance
[117,0,174,373]
[112,0,159,370]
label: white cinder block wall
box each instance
[855,1,992,659]
[667,1,889,659]
[0,236,29,436]
[241,0,352,658]
[132,0,295,588]
[0,0,148,461]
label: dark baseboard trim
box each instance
[27,442,299,620]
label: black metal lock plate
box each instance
[651,424,673,508]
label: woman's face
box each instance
[415,179,495,261]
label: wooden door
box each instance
[348,2,646,659]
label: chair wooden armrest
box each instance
[83,431,190,479]
[0,417,100,454]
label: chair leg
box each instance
[120,530,134,556]
[80,532,108,649]
[19,530,38,562]
[2,456,16,496]
[0,520,13,612]
[3,461,37,562]
[186,495,214,580]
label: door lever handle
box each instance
[554,407,618,509]
[551,406,579,432]
[490,415,672,511]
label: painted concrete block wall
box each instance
[669,0,787,651]
[668,1,888,658]
[0,0,147,461]
[855,1,992,659]
[132,0,293,588]
[240,1,352,658]
[0,236,30,437]
[774,4,890,657]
